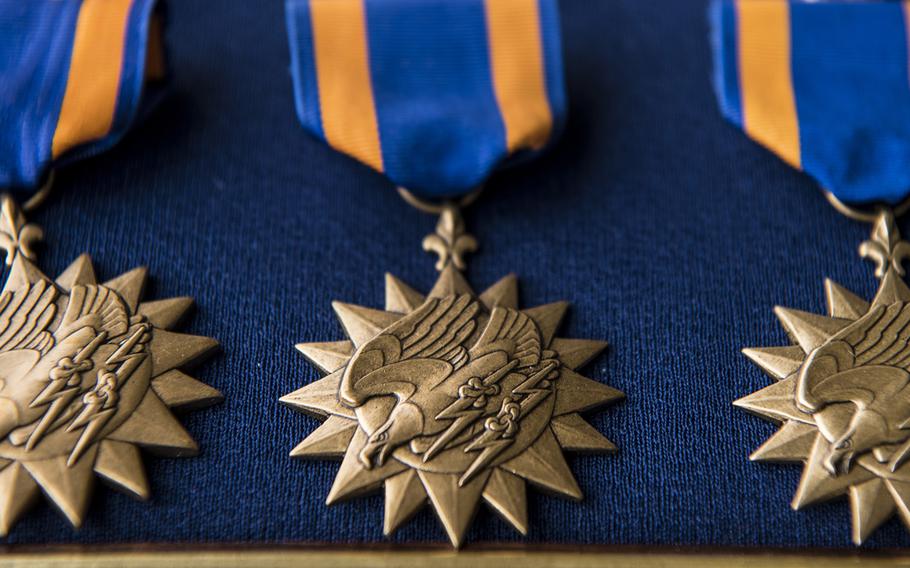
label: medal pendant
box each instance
[0,195,222,533]
[739,209,910,544]
[283,201,624,547]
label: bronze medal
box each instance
[283,194,623,547]
[0,195,222,533]
[739,201,910,544]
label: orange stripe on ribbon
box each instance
[52,0,133,159]
[736,0,801,168]
[485,0,552,152]
[310,0,383,172]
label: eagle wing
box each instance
[0,281,130,358]
[832,302,910,369]
[1,284,131,451]
[55,284,130,341]
[339,294,480,406]
[0,279,58,355]
[469,306,542,369]
[353,293,479,371]
[390,294,480,368]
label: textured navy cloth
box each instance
[5,0,909,549]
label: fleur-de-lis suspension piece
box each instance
[0,197,42,266]
[860,209,910,278]
[422,205,478,271]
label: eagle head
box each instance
[359,401,424,469]
[820,406,891,475]
[803,360,910,475]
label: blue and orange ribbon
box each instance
[0,0,166,192]
[286,0,566,198]
[712,0,910,204]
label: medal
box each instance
[281,0,623,547]
[713,0,910,544]
[0,1,221,533]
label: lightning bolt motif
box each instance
[460,360,559,484]
[424,359,519,463]
[22,333,108,450]
[65,323,150,465]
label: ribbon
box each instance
[286,0,566,198]
[711,0,910,204]
[0,0,166,192]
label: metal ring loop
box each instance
[23,170,54,212]
[397,186,483,215]
[823,189,910,224]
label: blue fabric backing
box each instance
[4,0,910,549]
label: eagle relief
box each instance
[738,210,910,544]
[282,204,623,547]
[0,195,221,534]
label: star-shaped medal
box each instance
[283,204,623,547]
[0,196,221,534]
[739,210,910,544]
